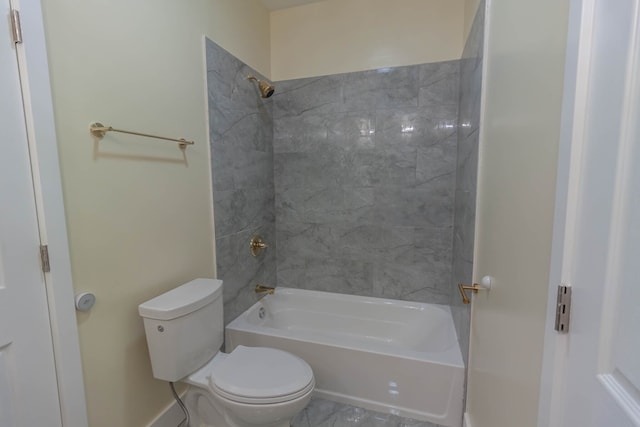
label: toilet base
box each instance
[183,384,309,427]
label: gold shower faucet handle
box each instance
[250,235,268,257]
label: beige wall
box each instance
[41,1,270,426]
[464,0,482,42]
[270,0,464,80]
[466,1,569,427]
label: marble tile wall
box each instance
[207,20,482,362]
[272,62,460,303]
[207,26,482,426]
[206,39,276,325]
[451,1,485,367]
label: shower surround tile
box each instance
[451,0,485,367]
[342,66,420,111]
[206,39,276,325]
[419,60,460,108]
[207,25,481,371]
[273,61,460,304]
[206,30,482,426]
[273,74,344,119]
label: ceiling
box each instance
[260,0,327,11]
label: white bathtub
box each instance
[225,288,465,427]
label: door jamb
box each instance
[537,0,595,426]
[12,1,88,425]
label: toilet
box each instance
[138,278,314,427]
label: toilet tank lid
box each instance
[138,278,223,321]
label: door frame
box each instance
[537,0,588,419]
[537,0,592,424]
[11,1,88,425]
[538,0,636,425]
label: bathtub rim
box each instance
[226,287,465,369]
[255,286,455,312]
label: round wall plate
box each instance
[75,292,96,312]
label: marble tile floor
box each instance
[292,398,444,427]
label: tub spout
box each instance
[255,284,275,295]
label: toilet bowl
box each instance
[138,279,314,427]
[184,346,314,427]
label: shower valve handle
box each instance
[250,235,268,257]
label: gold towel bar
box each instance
[89,122,195,148]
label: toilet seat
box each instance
[204,346,314,405]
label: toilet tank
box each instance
[138,278,223,382]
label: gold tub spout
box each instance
[255,284,275,295]
[458,283,486,304]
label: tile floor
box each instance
[292,398,444,427]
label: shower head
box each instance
[247,75,275,98]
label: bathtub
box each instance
[225,288,465,427]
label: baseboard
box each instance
[146,398,186,427]
[463,412,473,427]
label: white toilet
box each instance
[138,278,314,427]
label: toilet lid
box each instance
[209,346,314,404]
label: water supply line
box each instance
[169,382,190,427]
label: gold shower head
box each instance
[247,75,275,98]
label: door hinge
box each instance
[10,9,23,44]
[40,245,50,273]
[554,285,571,333]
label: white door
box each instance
[539,0,640,426]
[0,2,63,425]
